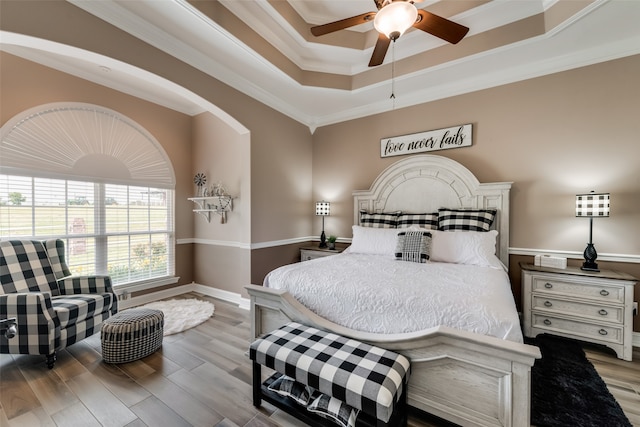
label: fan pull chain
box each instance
[390,40,396,101]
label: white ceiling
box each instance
[2,0,640,132]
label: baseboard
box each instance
[192,283,251,310]
[117,283,196,310]
[116,281,250,311]
[634,332,640,349]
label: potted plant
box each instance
[327,235,337,250]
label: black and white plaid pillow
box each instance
[395,231,432,263]
[359,210,400,228]
[267,373,315,406]
[307,392,359,427]
[438,208,497,232]
[396,212,438,229]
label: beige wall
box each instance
[191,112,251,294]
[312,54,640,331]
[313,55,640,254]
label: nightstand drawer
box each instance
[531,313,623,344]
[531,296,623,324]
[300,248,343,262]
[531,277,624,304]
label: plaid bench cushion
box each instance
[250,322,410,423]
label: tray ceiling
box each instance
[2,0,640,131]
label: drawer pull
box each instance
[600,289,610,296]
[544,283,553,289]
[598,309,608,316]
[544,301,553,307]
[543,319,552,326]
[598,329,608,336]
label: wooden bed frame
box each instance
[246,155,541,427]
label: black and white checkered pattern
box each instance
[359,210,400,228]
[44,239,72,279]
[0,240,59,295]
[250,322,410,423]
[0,292,60,355]
[58,275,115,295]
[395,231,432,263]
[396,213,438,229]
[0,240,118,364]
[438,208,497,232]
[101,308,164,364]
[575,193,610,217]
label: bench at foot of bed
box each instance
[249,322,411,427]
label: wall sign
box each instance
[380,124,472,158]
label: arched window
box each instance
[0,103,176,287]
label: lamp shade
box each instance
[373,1,418,40]
[316,201,330,216]
[576,192,610,217]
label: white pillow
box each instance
[350,225,412,256]
[430,229,503,269]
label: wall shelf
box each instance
[188,196,233,223]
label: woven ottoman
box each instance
[101,308,164,364]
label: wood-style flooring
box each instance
[1,293,639,427]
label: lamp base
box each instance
[581,262,600,272]
[319,230,327,248]
[581,243,599,272]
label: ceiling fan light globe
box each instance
[374,1,418,39]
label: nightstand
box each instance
[300,246,344,262]
[521,262,637,361]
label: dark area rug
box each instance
[528,334,632,427]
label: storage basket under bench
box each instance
[249,322,411,427]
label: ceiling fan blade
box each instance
[368,33,391,67]
[311,12,377,37]
[414,10,469,44]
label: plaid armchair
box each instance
[0,239,118,368]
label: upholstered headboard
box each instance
[353,155,512,267]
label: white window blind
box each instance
[0,175,175,285]
[0,103,176,288]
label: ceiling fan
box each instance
[310,0,469,67]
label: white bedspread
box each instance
[264,253,523,343]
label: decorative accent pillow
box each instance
[267,374,314,406]
[350,225,412,256]
[359,210,400,228]
[395,231,432,263]
[438,208,497,232]
[430,229,503,269]
[396,212,438,230]
[307,393,359,427]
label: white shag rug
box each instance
[141,298,214,335]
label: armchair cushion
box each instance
[0,241,59,296]
[52,293,117,328]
